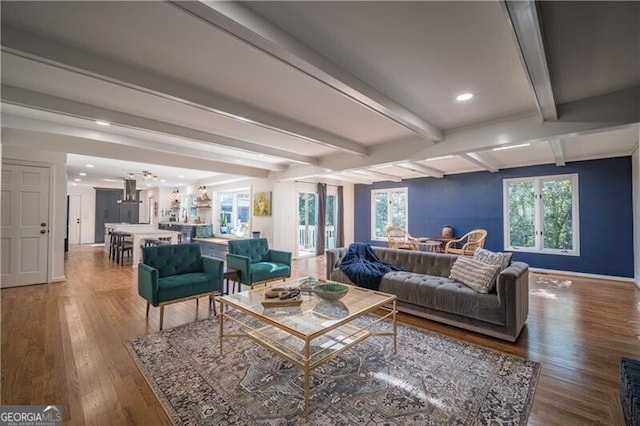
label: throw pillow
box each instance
[195,224,213,238]
[449,256,502,293]
[473,247,512,270]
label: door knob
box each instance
[40,229,46,234]
[40,222,47,227]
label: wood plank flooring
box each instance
[2,245,639,425]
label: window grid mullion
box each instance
[535,179,543,251]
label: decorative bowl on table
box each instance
[313,283,349,301]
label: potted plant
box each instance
[219,214,229,234]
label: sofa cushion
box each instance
[449,256,502,294]
[374,247,457,277]
[473,248,512,269]
[381,271,505,325]
[157,272,215,303]
[250,262,291,283]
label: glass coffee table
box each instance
[219,277,397,418]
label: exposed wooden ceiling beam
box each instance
[2,85,317,166]
[276,164,335,181]
[3,128,270,178]
[461,153,499,173]
[396,162,444,178]
[351,169,402,183]
[411,88,638,160]
[170,1,443,143]
[2,111,287,172]
[335,172,373,185]
[1,26,369,156]
[271,86,640,181]
[503,1,557,121]
[548,139,566,166]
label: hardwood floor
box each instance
[2,245,639,425]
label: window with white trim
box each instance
[503,174,579,255]
[371,188,408,240]
[219,190,250,236]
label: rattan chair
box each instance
[386,226,419,251]
[444,229,487,256]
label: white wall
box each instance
[272,180,297,254]
[634,135,640,290]
[2,144,67,282]
[251,177,274,241]
[342,183,355,245]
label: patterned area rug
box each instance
[126,315,540,425]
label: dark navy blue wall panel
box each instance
[353,157,634,277]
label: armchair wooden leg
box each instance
[146,302,150,317]
[159,306,165,331]
[196,298,199,308]
[212,296,217,316]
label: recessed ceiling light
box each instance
[145,183,151,187]
[86,164,95,168]
[456,93,474,101]
[177,183,184,187]
[71,183,77,186]
[102,178,119,182]
[493,143,531,151]
[95,120,110,126]
[78,172,87,176]
[178,175,185,178]
[74,178,81,182]
[160,179,166,183]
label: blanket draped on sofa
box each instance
[340,243,402,290]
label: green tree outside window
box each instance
[505,175,578,254]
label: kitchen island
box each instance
[105,223,180,267]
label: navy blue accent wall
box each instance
[354,157,634,277]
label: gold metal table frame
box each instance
[219,278,397,419]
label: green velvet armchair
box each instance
[226,238,292,289]
[138,243,223,330]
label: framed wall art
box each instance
[253,191,272,216]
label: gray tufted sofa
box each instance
[325,246,529,342]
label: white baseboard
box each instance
[51,275,66,283]
[529,267,635,283]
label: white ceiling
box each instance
[1,1,638,188]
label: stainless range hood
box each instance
[118,179,142,203]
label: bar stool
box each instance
[143,238,160,247]
[113,231,133,265]
[156,237,172,245]
[109,231,118,262]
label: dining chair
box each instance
[444,229,487,256]
[386,226,419,251]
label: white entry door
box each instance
[68,194,81,244]
[1,163,50,287]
